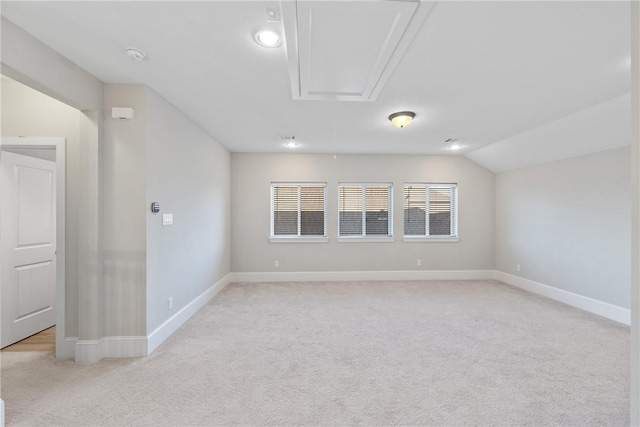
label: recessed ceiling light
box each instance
[125,47,146,61]
[254,29,281,48]
[281,135,299,148]
[445,138,465,150]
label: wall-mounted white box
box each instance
[162,214,173,226]
[112,107,135,120]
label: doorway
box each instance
[0,137,66,357]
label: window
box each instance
[270,183,327,241]
[338,183,393,238]
[404,183,458,240]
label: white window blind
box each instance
[404,184,457,237]
[339,184,393,237]
[271,183,327,238]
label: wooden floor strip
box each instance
[2,326,55,352]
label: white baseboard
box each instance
[66,274,231,362]
[147,273,231,355]
[74,336,147,363]
[56,270,629,364]
[495,271,630,325]
[229,270,495,283]
[56,337,77,359]
[60,337,143,361]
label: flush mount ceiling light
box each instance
[388,111,415,128]
[125,47,146,61]
[254,29,281,48]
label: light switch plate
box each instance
[162,214,173,226]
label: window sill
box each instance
[269,236,329,243]
[337,236,395,243]
[403,236,460,243]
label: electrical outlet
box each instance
[416,259,422,267]
[274,260,279,268]
[168,297,173,310]
[516,264,521,272]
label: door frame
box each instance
[1,137,66,357]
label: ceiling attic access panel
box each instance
[282,0,435,102]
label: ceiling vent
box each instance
[282,0,436,102]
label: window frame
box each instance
[337,182,394,243]
[269,182,328,243]
[402,183,459,243]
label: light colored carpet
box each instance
[1,280,629,425]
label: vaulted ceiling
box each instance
[1,1,631,171]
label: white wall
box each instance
[1,76,81,337]
[146,88,230,334]
[231,154,494,274]
[101,83,232,346]
[2,24,232,356]
[2,79,231,355]
[495,146,631,309]
[102,84,148,337]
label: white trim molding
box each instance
[1,398,5,427]
[336,237,395,243]
[495,271,630,325]
[147,274,231,354]
[269,237,329,243]
[230,270,495,283]
[75,336,147,363]
[403,236,460,243]
[59,337,78,359]
[69,275,231,362]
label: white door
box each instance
[1,151,56,348]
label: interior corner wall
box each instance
[2,16,104,354]
[0,76,82,337]
[495,146,631,309]
[145,87,231,335]
[102,84,147,337]
[231,153,495,273]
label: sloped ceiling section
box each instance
[282,0,436,101]
[466,94,631,173]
